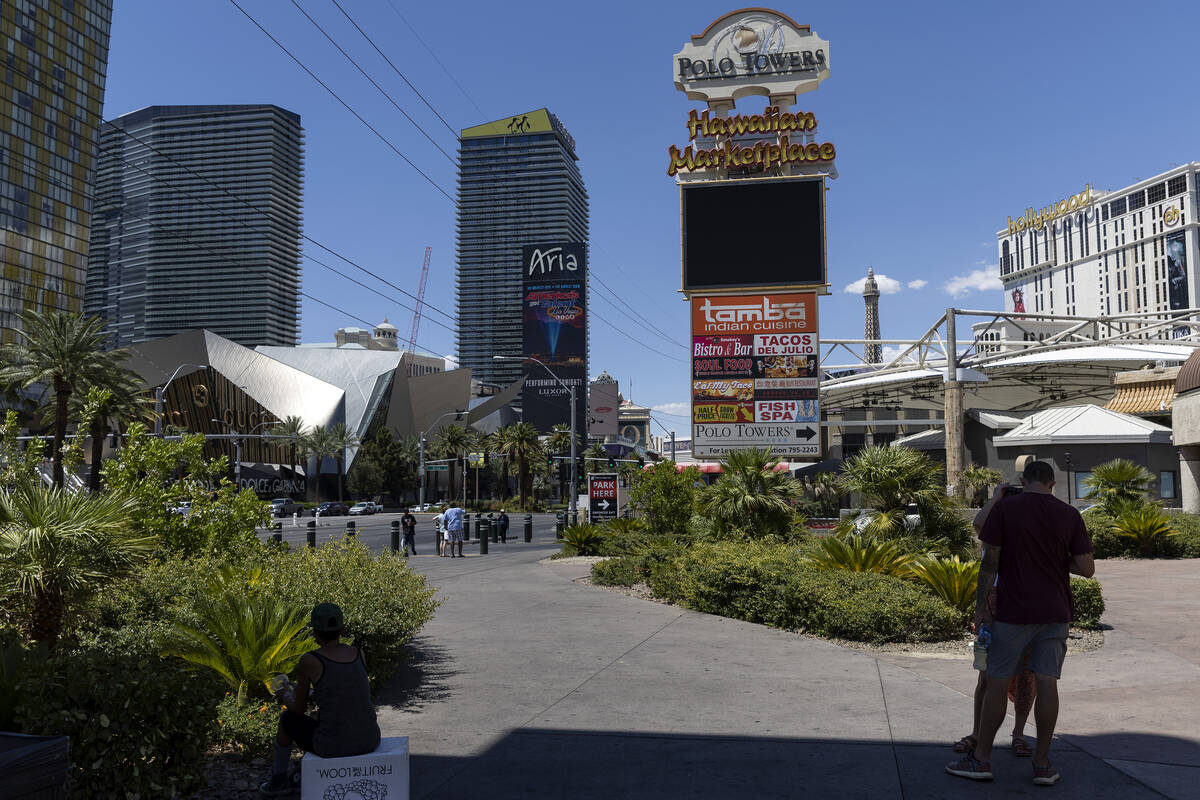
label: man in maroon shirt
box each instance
[946,460,1095,787]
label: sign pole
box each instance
[569,383,578,526]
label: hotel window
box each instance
[1128,190,1145,210]
[1168,175,1186,196]
[1001,240,1012,274]
[1147,182,1166,203]
[1109,197,1126,216]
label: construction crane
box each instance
[407,246,431,355]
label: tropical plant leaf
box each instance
[906,555,980,613]
[803,533,914,576]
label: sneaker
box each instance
[946,750,993,781]
[1033,764,1061,786]
[258,773,292,795]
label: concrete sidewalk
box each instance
[381,539,1196,798]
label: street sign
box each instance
[468,452,485,468]
[588,473,620,523]
[426,464,449,472]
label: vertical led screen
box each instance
[522,243,588,433]
[1167,232,1189,310]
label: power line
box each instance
[329,0,460,137]
[590,276,687,350]
[382,0,486,120]
[226,0,455,202]
[287,0,455,163]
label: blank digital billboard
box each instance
[682,177,825,291]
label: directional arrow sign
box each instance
[597,499,611,510]
[795,426,817,440]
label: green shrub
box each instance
[162,566,313,705]
[213,692,279,759]
[1166,511,1200,558]
[257,537,439,690]
[590,557,640,587]
[671,542,961,643]
[803,534,914,576]
[906,555,979,614]
[561,523,606,556]
[1111,506,1177,558]
[0,631,47,729]
[1071,577,1105,628]
[1085,511,1126,558]
[16,625,221,799]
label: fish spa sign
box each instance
[674,9,830,106]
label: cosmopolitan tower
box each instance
[455,109,588,387]
[84,105,303,347]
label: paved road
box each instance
[369,540,1197,798]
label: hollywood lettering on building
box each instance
[1006,185,1094,233]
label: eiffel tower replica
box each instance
[863,267,882,364]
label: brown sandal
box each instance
[1011,736,1034,757]
[953,735,978,753]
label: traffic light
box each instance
[637,456,645,468]
[546,453,555,468]
[607,457,616,469]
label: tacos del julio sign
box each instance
[674,9,830,106]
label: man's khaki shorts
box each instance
[987,621,1069,679]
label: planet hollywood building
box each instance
[996,165,1199,322]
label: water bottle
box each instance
[973,623,991,671]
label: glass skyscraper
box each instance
[0,0,113,342]
[456,108,588,387]
[84,104,303,348]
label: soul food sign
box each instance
[674,9,830,106]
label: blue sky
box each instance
[103,1,1200,436]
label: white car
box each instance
[349,501,378,516]
[407,503,436,512]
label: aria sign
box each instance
[674,9,830,107]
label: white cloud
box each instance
[443,354,459,369]
[651,401,690,418]
[974,258,988,266]
[943,268,1002,298]
[843,273,902,295]
[907,279,928,290]
[880,345,920,364]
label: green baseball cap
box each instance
[311,602,344,634]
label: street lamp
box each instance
[211,418,277,489]
[419,410,465,510]
[495,355,578,525]
[154,363,207,436]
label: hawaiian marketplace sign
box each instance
[673,9,830,106]
[667,106,836,176]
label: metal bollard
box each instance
[555,512,564,539]
[479,528,488,555]
[490,519,498,543]
[524,514,533,542]
[390,519,400,552]
[475,515,483,540]
[306,519,316,548]
[570,509,579,527]
[346,519,356,537]
[271,519,283,545]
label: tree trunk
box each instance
[88,418,105,493]
[449,458,457,504]
[29,586,64,648]
[52,379,69,489]
[519,455,528,510]
[337,453,344,503]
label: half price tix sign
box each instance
[690,292,820,458]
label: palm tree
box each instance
[1084,458,1154,512]
[328,422,361,503]
[959,464,1003,507]
[584,443,606,477]
[58,372,149,494]
[698,447,803,538]
[488,426,516,500]
[0,481,151,646]
[547,424,573,502]
[163,567,312,706]
[0,311,126,489]
[508,422,542,509]
[304,425,337,502]
[272,415,307,494]
[434,424,473,504]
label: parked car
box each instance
[407,503,435,512]
[269,498,305,517]
[170,500,192,517]
[315,501,349,516]
[348,501,378,516]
